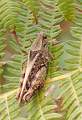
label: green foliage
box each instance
[0,28,6,59]
[39,0,64,38]
[71,4,82,39]
[57,0,75,21]
[27,91,63,120]
[22,0,39,14]
[59,69,82,120]
[0,90,20,120]
[0,0,82,120]
[2,55,23,93]
[22,0,40,24]
[0,0,22,30]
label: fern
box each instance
[39,0,64,38]
[0,28,6,59]
[2,55,23,93]
[0,0,22,30]
[0,89,20,120]
[18,6,39,52]
[27,90,63,120]
[22,0,39,24]
[59,69,82,120]
[0,0,82,120]
[71,4,82,39]
[62,3,82,70]
[57,0,75,21]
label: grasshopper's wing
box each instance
[22,67,47,101]
[31,66,47,89]
[35,66,47,81]
[28,50,38,62]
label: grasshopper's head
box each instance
[31,32,48,52]
[37,32,48,47]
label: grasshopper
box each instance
[16,32,51,103]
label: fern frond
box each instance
[4,31,22,54]
[19,7,39,52]
[26,90,63,120]
[71,4,82,39]
[59,69,82,120]
[0,0,26,53]
[47,42,64,78]
[0,0,22,30]
[0,28,6,84]
[11,2,40,53]
[57,0,75,21]
[22,0,39,24]
[0,1,82,120]
[61,4,82,70]
[22,0,39,14]
[0,89,20,120]
[39,0,64,39]
[1,55,23,93]
[0,29,6,59]
[0,2,36,54]
[60,36,81,71]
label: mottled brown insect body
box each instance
[17,32,51,103]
